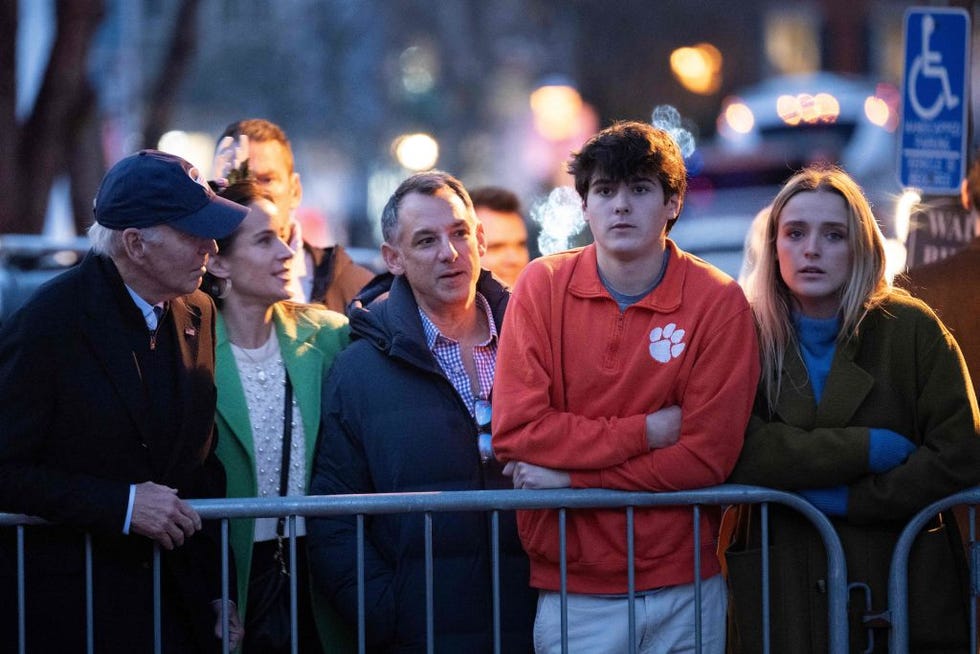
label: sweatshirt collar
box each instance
[567,240,685,312]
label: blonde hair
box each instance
[745,165,897,412]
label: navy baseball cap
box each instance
[93,149,248,239]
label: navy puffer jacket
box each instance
[308,271,535,653]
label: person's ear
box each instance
[666,194,680,219]
[960,178,970,211]
[121,228,146,259]
[289,172,303,212]
[475,220,487,257]
[206,254,232,280]
[381,242,405,276]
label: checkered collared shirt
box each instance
[418,292,498,418]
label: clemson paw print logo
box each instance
[649,323,686,363]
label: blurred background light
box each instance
[776,94,802,126]
[765,8,821,73]
[157,130,216,173]
[776,92,840,126]
[529,84,583,141]
[719,100,754,135]
[669,43,723,95]
[866,83,901,132]
[813,93,840,122]
[393,132,439,171]
[399,44,438,95]
[893,189,921,244]
[864,96,890,127]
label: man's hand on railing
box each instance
[503,461,571,489]
[210,599,244,651]
[130,481,202,550]
[645,405,681,450]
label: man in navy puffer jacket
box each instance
[308,171,535,653]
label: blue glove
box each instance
[869,428,916,473]
[800,486,849,516]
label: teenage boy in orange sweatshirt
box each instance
[492,121,759,653]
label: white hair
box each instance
[87,223,122,257]
[88,222,166,258]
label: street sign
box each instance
[904,195,975,268]
[899,7,971,194]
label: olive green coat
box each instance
[728,294,980,653]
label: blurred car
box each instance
[0,235,90,324]
[671,185,772,280]
[714,72,902,215]
[673,71,903,279]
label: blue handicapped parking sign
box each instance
[899,7,971,194]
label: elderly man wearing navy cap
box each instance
[0,150,247,653]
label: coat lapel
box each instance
[775,332,874,429]
[775,348,817,427]
[275,305,324,475]
[815,335,874,428]
[79,318,155,447]
[214,313,255,461]
[163,296,207,474]
[78,255,156,448]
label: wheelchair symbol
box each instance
[909,15,960,120]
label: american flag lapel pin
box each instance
[184,326,197,337]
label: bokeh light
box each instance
[392,133,439,171]
[864,96,890,127]
[775,92,840,126]
[813,93,840,122]
[530,84,583,141]
[400,45,438,95]
[865,83,900,132]
[720,100,754,134]
[669,43,723,95]
[531,186,585,255]
[157,130,215,173]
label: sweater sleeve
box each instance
[491,267,650,470]
[868,428,916,473]
[567,300,760,491]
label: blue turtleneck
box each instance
[794,313,841,403]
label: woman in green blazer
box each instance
[204,180,351,653]
[727,166,980,653]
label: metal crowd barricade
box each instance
[887,487,980,654]
[3,484,849,654]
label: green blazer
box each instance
[214,301,350,650]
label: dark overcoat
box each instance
[0,252,227,653]
[728,294,980,653]
[902,236,980,400]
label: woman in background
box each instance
[204,179,351,653]
[726,165,980,653]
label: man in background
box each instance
[902,155,980,554]
[214,118,374,312]
[470,185,530,288]
[902,154,980,400]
